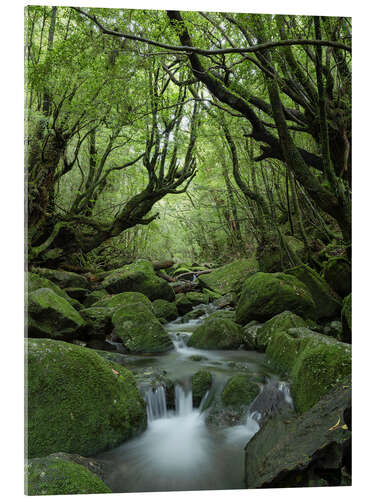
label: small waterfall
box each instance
[277,381,294,408]
[145,386,168,421]
[175,384,193,416]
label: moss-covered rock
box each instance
[175,293,193,315]
[256,311,307,352]
[221,374,260,407]
[83,289,109,307]
[96,291,153,312]
[28,288,86,340]
[28,272,81,310]
[101,260,175,301]
[27,338,147,458]
[152,299,178,321]
[198,258,258,295]
[265,327,351,413]
[242,322,263,350]
[213,292,237,308]
[235,272,316,325]
[341,293,352,343]
[187,312,244,349]
[186,291,209,306]
[64,287,89,302]
[323,257,351,298]
[291,338,351,413]
[202,288,222,301]
[182,307,207,322]
[33,267,90,290]
[192,370,213,408]
[25,455,111,495]
[112,302,173,353]
[286,264,342,320]
[79,307,112,339]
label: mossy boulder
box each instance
[202,288,222,301]
[63,287,89,302]
[96,291,153,312]
[265,327,351,413]
[286,264,342,320]
[187,312,244,349]
[28,272,80,310]
[79,307,112,339]
[198,258,258,295]
[242,322,263,350]
[213,292,237,308]
[192,370,213,408]
[112,302,173,353]
[256,311,307,352]
[175,293,194,315]
[235,272,316,325]
[221,374,260,407]
[27,338,147,458]
[186,291,209,306]
[25,455,111,495]
[323,257,351,298]
[33,267,90,290]
[101,260,175,301]
[152,299,178,321]
[83,289,109,307]
[182,306,207,322]
[341,293,352,343]
[28,288,86,340]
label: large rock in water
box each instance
[265,327,351,413]
[28,288,86,340]
[152,299,178,321]
[192,370,212,408]
[27,339,146,458]
[112,302,173,353]
[101,260,175,301]
[286,264,342,320]
[187,311,244,349]
[25,454,111,495]
[245,382,351,488]
[255,311,307,352]
[221,374,260,407]
[198,258,258,295]
[235,272,316,325]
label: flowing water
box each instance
[97,304,293,493]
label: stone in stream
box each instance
[152,299,178,321]
[235,272,316,325]
[286,264,342,321]
[192,370,213,408]
[341,293,352,344]
[186,291,209,306]
[112,302,173,353]
[187,311,244,349]
[254,311,307,352]
[28,288,86,341]
[25,454,112,495]
[244,381,351,488]
[175,293,194,315]
[198,258,258,295]
[221,374,260,408]
[100,260,175,301]
[26,338,147,458]
[265,327,352,413]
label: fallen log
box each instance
[156,271,176,283]
[175,269,215,280]
[152,260,175,270]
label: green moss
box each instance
[83,289,109,307]
[26,456,111,495]
[28,288,85,340]
[256,311,307,352]
[186,291,209,306]
[323,257,351,298]
[198,258,258,295]
[175,293,193,315]
[192,370,213,407]
[79,306,111,338]
[221,374,260,407]
[112,302,173,353]
[291,340,352,413]
[25,457,112,495]
[101,260,175,301]
[96,291,153,311]
[187,312,244,349]
[256,235,304,273]
[286,264,342,320]
[152,299,178,321]
[27,338,147,458]
[202,288,222,300]
[235,272,316,325]
[33,267,89,289]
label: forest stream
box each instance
[96,303,293,493]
